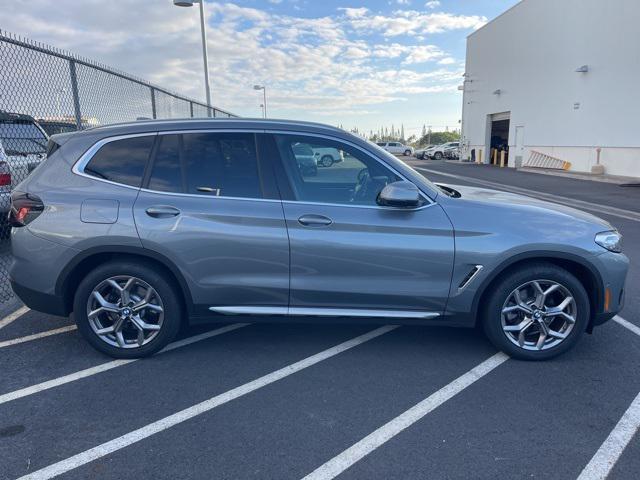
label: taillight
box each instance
[0,161,11,187]
[8,191,44,227]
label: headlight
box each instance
[595,230,622,253]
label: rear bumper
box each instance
[10,279,68,316]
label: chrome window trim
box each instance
[72,129,437,211]
[267,129,434,208]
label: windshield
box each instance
[0,122,47,156]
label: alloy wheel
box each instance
[86,275,164,349]
[501,279,577,351]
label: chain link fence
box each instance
[0,30,237,303]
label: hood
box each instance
[439,183,613,230]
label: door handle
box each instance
[298,214,333,227]
[145,206,181,218]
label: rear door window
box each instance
[84,135,155,187]
[181,132,262,198]
[145,132,263,199]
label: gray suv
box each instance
[9,119,628,360]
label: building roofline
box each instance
[467,0,526,39]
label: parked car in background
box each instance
[444,145,460,160]
[414,146,434,160]
[292,142,318,176]
[426,142,460,160]
[312,146,344,167]
[376,142,414,156]
[0,111,48,235]
[9,118,628,361]
[37,118,77,137]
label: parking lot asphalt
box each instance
[1,160,639,480]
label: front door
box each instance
[133,131,289,313]
[271,133,455,317]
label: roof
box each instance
[467,0,526,39]
[0,110,37,123]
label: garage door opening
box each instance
[489,113,510,166]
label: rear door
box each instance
[133,131,289,314]
[270,133,455,316]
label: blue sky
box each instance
[0,0,519,138]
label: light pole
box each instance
[253,85,266,118]
[259,103,265,118]
[173,0,212,114]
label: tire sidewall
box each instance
[483,264,590,361]
[74,261,182,358]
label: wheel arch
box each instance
[56,245,194,317]
[472,252,604,332]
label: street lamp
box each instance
[173,0,212,114]
[259,103,265,118]
[253,85,266,118]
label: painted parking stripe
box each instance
[614,316,640,338]
[0,324,77,349]
[17,325,398,480]
[301,352,509,480]
[416,167,640,223]
[0,323,248,406]
[0,306,30,330]
[577,390,640,480]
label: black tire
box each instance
[74,260,183,359]
[434,152,443,160]
[320,155,334,167]
[482,262,589,361]
[404,150,411,156]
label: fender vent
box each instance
[458,265,483,291]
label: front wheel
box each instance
[74,261,183,358]
[482,263,589,361]
[320,155,334,167]
[434,152,443,160]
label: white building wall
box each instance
[461,0,640,177]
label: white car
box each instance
[312,147,344,167]
[426,142,460,160]
[0,111,49,235]
[376,142,414,156]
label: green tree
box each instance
[417,130,460,147]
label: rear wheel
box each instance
[74,261,182,358]
[404,149,412,156]
[434,152,443,160]
[482,263,589,360]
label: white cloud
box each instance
[347,9,487,37]
[425,1,441,9]
[438,57,457,65]
[338,7,369,19]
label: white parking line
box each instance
[301,352,509,480]
[0,325,77,349]
[416,167,640,223]
[0,323,248,406]
[577,390,640,480]
[0,306,30,330]
[17,325,398,480]
[614,316,640,338]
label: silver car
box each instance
[9,119,628,360]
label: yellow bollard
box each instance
[500,150,505,167]
[478,149,483,164]
[492,149,497,165]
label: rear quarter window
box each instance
[84,135,155,187]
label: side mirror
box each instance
[377,181,422,208]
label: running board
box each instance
[209,306,440,320]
